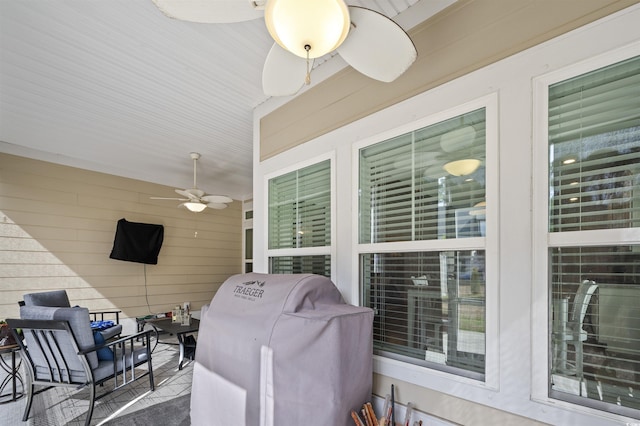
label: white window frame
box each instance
[352,93,499,390]
[531,42,640,419]
[263,152,337,282]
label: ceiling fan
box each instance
[150,152,233,212]
[150,0,417,96]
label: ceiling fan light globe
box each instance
[443,159,481,177]
[265,0,350,59]
[183,202,207,212]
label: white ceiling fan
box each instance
[150,152,233,212]
[150,0,417,96]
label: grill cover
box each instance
[192,273,373,426]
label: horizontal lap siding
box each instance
[260,0,638,160]
[0,153,241,321]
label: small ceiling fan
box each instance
[150,152,233,212]
[151,0,417,96]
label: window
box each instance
[244,228,253,272]
[359,108,487,379]
[546,55,640,416]
[243,201,253,273]
[270,255,331,276]
[268,159,331,277]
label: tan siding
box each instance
[0,153,242,321]
[260,0,639,160]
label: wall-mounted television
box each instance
[109,218,164,265]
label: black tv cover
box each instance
[109,218,164,265]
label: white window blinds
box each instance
[549,55,640,232]
[269,255,331,277]
[547,55,640,416]
[268,160,331,249]
[359,108,488,379]
[359,109,486,243]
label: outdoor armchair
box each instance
[7,305,154,426]
[22,290,122,341]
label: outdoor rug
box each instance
[103,393,191,426]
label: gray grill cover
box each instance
[193,273,373,426]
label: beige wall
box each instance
[260,0,638,161]
[0,153,242,325]
[373,375,547,426]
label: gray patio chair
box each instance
[7,305,154,426]
[22,290,123,341]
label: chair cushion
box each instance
[92,347,149,382]
[96,324,123,341]
[23,290,71,307]
[93,331,114,361]
[20,305,99,370]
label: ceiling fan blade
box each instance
[201,195,233,204]
[206,203,229,210]
[176,188,205,199]
[150,197,189,201]
[262,43,309,97]
[337,6,417,82]
[151,0,264,23]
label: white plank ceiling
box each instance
[0,0,447,200]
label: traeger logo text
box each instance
[233,280,266,300]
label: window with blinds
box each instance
[359,109,487,379]
[547,55,640,415]
[360,109,486,244]
[268,160,331,275]
[269,255,331,277]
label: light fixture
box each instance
[443,159,481,176]
[265,0,350,59]
[183,202,207,213]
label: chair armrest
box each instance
[79,329,152,355]
[89,310,122,324]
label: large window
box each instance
[359,108,487,379]
[268,159,331,276]
[546,55,640,416]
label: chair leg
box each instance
[22,383,35,422]
[145,335,155,392]
[85,384,96,426]
[148,354,155,391]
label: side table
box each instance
[139,318,199,370]
[0,344,24,404]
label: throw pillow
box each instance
[93,331,114,361]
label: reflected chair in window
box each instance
[571,280,599,393]
[554,280,598,394]
[407,287,445,353]
[7,305,154,426]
